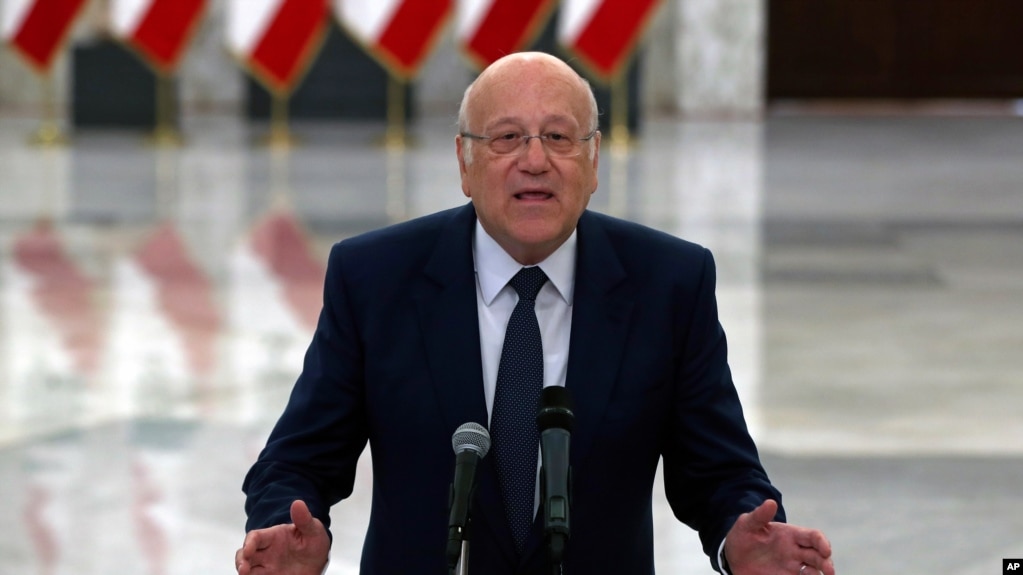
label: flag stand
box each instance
[608,133,630,218]
[29,74,68,147]
[380,74,412,149]
[263,92,299,149]
[386,139,409,224]
[608,71,631,217]
[149,73,183,147]
[609,73,632,150]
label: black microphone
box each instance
[537,386,574,565]
[446,422,491,570]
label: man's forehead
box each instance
[483,112,578,127]
[469,74,588,127]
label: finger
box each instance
[242,530,264,554]
[795,527,833,557]
[745,499,779,529]
[798,548,836,575]
[290,500,316,535]
[235,548,248,574]
[801,557,835,575]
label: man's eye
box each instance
[545,133,568,141]
[496,133,520,141]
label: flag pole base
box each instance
[261,126,301,149]
[259,93,300,149]
[29,121,68,147]
[376,74,416,149]
[609,72,634,151]
[149,74,183,147]
[609,124,633,151]
[148,125,184,147]
[375,129,417,150]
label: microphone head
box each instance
[452,422,491,458]
[537,386,574,432]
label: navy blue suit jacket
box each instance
[243,203,782,574]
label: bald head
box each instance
[458,52,599,143]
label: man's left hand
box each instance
[723,499,834,575]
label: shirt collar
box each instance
[473,220,576,306]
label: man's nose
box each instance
[518,136,550,170]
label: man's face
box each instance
[456,55,600,265]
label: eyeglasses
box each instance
[460,130,597,157]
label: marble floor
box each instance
[1,110,1021,574]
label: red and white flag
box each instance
[226,0,328,94]
[1,0,88,72]
[558,0,662,82]
[335,0,452,79]
[109,0,208,74]
[457,0,555,70]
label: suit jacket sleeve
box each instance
[662,247,783,570]
[242,242,370,534]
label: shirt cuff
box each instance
[717,537,730,575]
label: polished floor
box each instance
[1,111,1022,574]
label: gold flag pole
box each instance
[609,72,631,150]
[608,133,630,218]
[150,73,183,146]
[385,141,407,223]
[382,74,410,149]
[264,91,298,149]
[30,73,68,147]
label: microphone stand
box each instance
[451,520,471,575]
[541,468,570,575]
[458,537,470,575]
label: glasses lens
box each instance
[543,133,576,156]
[484,132,583,157]
[488,133,521,155]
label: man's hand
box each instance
[723,499,834,575]
[235,500,330,575]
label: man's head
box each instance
[456,52,601,265]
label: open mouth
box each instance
[514,191,553,200]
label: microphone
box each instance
[446,422,491,570]
[537,386,574,565]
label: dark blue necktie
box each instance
[491,266,548,553]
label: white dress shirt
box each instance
[472,221,575,513]
[472,221,575,420]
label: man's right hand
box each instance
[235,500,330,575]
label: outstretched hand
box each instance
[235,500,330,575]
[723,500,834,575]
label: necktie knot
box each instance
[509,266,548,301]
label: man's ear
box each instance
[456,135,471,198]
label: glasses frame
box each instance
[460,129,598,157]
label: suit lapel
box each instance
[520,212,635,565]
[413,204,519,563]
[564,211,633,468]
[414,205,488,433]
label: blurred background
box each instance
[2,0,1022,573]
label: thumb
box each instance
[743,499,779,531]
[289,500,318,535]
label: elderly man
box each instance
[237,52,834,575]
